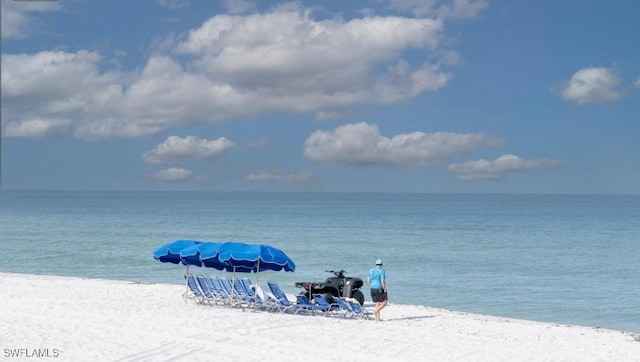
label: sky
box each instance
[1,0,639,194]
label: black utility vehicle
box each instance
[295,269,365,306]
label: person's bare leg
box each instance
[373,301,381,321]
[377,300,387,321]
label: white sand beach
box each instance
[1,273,639,362]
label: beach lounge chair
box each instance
[252,284,282,312]
[196,275,225,305]
[233,278,256,303]
[347,300,373,320]
[218,276,251,308]
[298,295,332,315]
[240,278,254,295]
[334,297,365,319]
[208,276,231,302]
[195,275,215,300]
[330,297,359,318]
[312,294,338,309]
[266,281,315,315]
[185,274,207,304]
[238,279,280,312]
[235,277,276,311]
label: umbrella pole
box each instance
[230,266,236,307]
[184,265,189,304]
[253,259,260,311]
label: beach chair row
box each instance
[186,274,277,311]
[266,280,372,319]
[185,275,371,319]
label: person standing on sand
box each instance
[368,259,387,322]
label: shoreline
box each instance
[2,272,639,361]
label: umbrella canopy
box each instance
[154,239,205,304]
[153,240,202,264]
[178,243,206,267]
[216,241,295,309]
[217,241,296,272]
[188,242,234,271]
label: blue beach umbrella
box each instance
[217,241,296,307]
[178,243,206,267]
[198,242,236,271]
[153,239,203,303]
[179,242,228,302]
[217,242,296,272]
[153,240,202,264]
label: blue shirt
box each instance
[368,266,386,289]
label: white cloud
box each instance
[150,167,195,182]
[173,6,445,100]
[633,77,640,89]
[375,61,452,104]
[142,135,236,165]
[447,154,563,181]
[171,6,449,114]
[0,0,62,39]
[2,5,463,140]
[560,67,622,104]
[175,9,442,59]
[4,118,71,139]
[304,122,504,168]
[1,51,117,100]
[1,50,137,140]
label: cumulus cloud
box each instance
[1,51,118,100]
[172,6,448,110]
[375,61,452,103]
[560,67,622,104]
[2,4,463,140]
[150,167,196,182]
[1,50,139,140]
[142,135,236,165]
[447,154,563,181]
[1,0,62,39]
[3,118,71,139]
[304,122,504,168]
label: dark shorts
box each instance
[370,288,387,303]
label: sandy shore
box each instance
[1,273,638,361]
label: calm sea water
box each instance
[1,190,638,332]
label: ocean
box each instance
[1,190,638,332]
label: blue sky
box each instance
[1,0,638,193]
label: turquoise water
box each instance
[1,190,639,332]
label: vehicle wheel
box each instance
[352,290,365,306]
